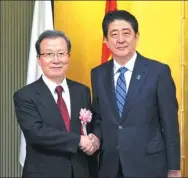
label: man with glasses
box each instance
[13,30,98,178]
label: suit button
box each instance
[118,125,123,129]
[69,148,73,151]
[117,146,120,149]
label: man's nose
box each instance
[117,34,125,43]
[51,55,60,63]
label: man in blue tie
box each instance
[88,10,180,177]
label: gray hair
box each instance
[35,30,71,55]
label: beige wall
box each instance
[0,1,34,176]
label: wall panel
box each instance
[0,1,34,176]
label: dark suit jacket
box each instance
[13,77,95,178]
[91,53,180,177]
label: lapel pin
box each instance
[137,75,141,80]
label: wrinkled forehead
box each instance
[40,37,68,51]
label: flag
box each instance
[19,0,53,167]
[101,0,117,63]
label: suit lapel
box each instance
[67,79,82,134]
[104,60,120,124]
[35,77,67,130]
[120,53,148,123]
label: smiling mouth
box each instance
[51,67,62,69]
[117,47,127,50]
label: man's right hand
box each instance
[88,133,100,151]
[79,134,100,155]
[79,135,93,152]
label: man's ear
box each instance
[135,32,139,41]
[37,56,41,66]
[104,37,109,48]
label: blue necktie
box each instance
[116,67,128,118]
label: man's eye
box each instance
[58,52,64,56]
[112,34,118,37]
[46,53,53,56]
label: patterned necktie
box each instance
[116,67,128,118]
[56,86,70,132]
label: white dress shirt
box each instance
[42,75,71,118]
[113,52,137,92]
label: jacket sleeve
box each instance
[13,90,80,154]
[83,86,99,178]
[90,69,102,143]
[157,64,180,170]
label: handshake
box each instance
[79,133,100,155]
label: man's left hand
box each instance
[80,133,100,155]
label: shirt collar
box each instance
[42,74,68,95]
[113,52,137,74]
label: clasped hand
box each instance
[79,134,100,155]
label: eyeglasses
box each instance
[39,52,70,60]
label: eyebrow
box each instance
[122,28,131,31]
